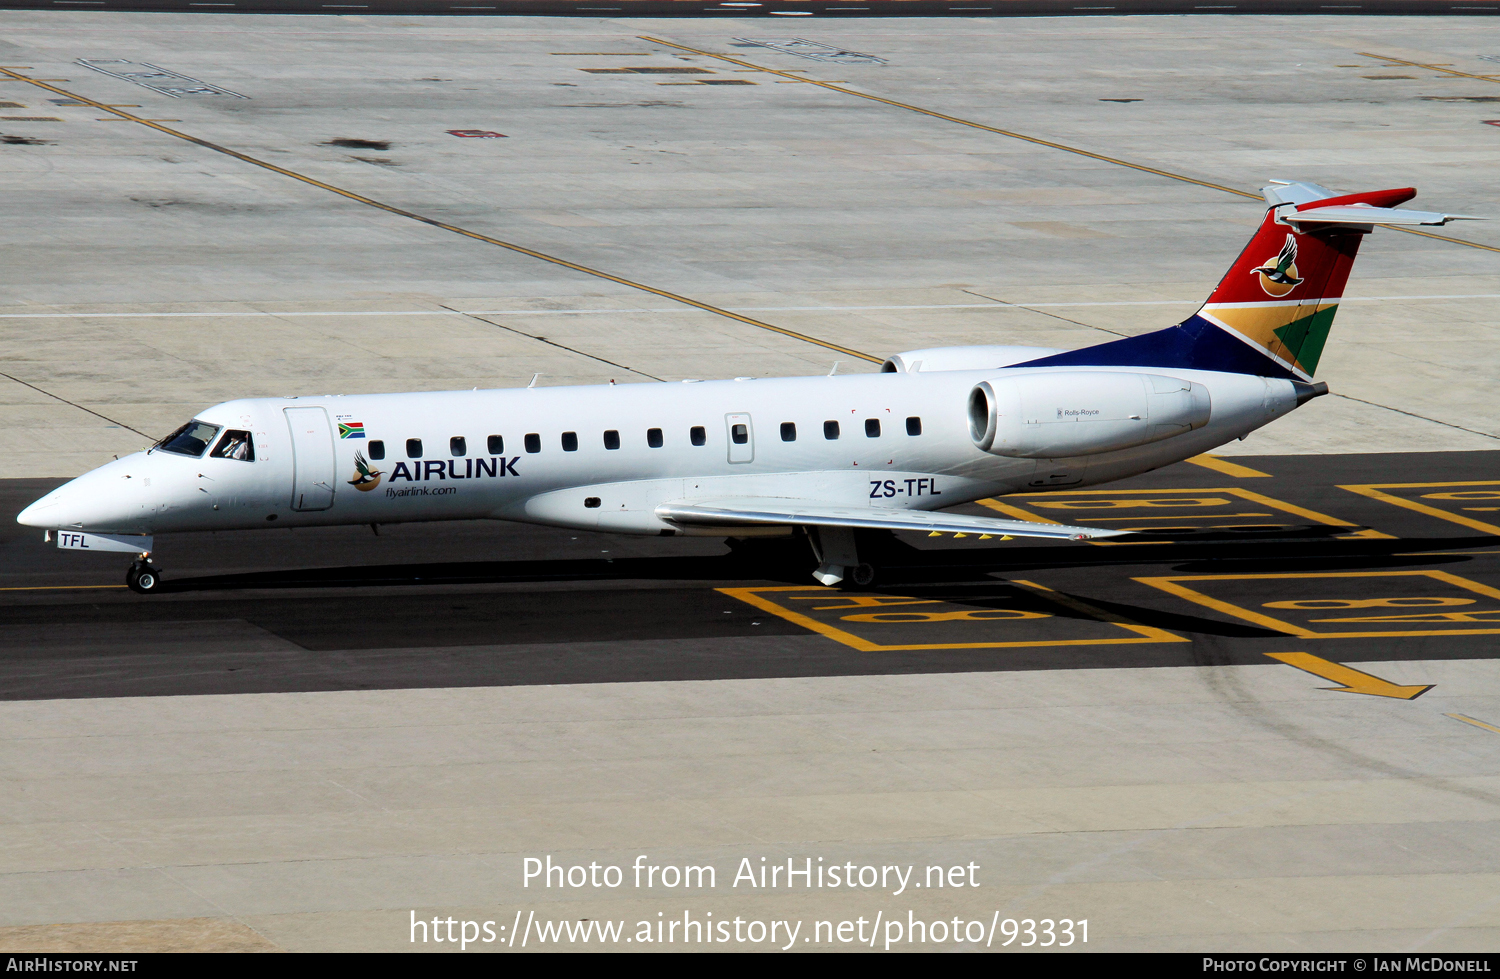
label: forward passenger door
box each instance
[285,406,336,511]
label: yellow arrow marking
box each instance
[1266,652,1432,700]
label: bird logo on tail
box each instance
[1251,234,1305,297]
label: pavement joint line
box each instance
[1330,392,1500,442]
[0,67,883,367]
[0,371,151,438]
[642,35,1500,256]
[962,288,1128,338]
[3,295,1494,319]
[440,303,665,381]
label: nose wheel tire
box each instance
[850,563,877,588]
[126,561,163,595]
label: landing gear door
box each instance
[725,413,754,464]
[285,406,337,511]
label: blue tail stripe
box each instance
[1013,315,1298,378]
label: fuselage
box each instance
[18,365,1301,539]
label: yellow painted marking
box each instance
[976,498,1063,524]
[1394,551,1500,557]
[1341,481,1500,536]
[985,486,1389,542]
[716,584,1184,651]
[1011,578,1179,638]
[1360,52,1500,85]
[1447,713,1500,734]
[641,36,1259,201]
[1136,570,1500,639]
[1266,652,1432,700]
[643,38,1500,256]
[1185,454,1273,478]
[0,67,880,366]
[1076,512,1272,522]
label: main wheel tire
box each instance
[851,563,877,588]
[126,563,163,594]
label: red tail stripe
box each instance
[1295,187,1416,211]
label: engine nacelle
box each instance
[969,371,1211,458]
[882,345,1064,373]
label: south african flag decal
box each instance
[339,422,366,439]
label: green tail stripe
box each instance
[1272,304,1338,376]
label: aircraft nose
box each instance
[16,456,151,532]
[16,490,64,528]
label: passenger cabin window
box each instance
[647,428,663,448]
[406,438,423,459]
[780,422,796,442]
[524,433,541,454]
[906,416,922,436]
[865,418,881,438]
[450,436,466,457]
[487,435,503,455]
[368,440,385,460]
[210,428,253,458]
[731,424,748,445]
[603,430,621,450]
[210,430,254,462]
[824,420,840,440]
[690,425,706,447]
[562,431,579,452]
[155,420,221,458]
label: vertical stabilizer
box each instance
[1195,210,1366,378]
[1017,182,1475,379]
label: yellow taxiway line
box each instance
[1447,713,1500,734]
[642,38,1500,256]
[0,67,882,366]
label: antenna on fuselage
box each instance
[527,373,542,388]
[828,362,840,377]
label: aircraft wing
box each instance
[655,498,1124,541]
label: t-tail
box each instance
[1020,181,1481,382]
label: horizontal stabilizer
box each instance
[656,498,1123,541]
[1283,204,1482,228]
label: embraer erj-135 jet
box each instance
[18,182,1480,593]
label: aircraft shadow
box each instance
[155,535,1496,595]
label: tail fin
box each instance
[1019,182,1480,380]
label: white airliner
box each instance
[18,182,1479,593]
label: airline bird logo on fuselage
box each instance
[1251,234,1305,297]
[348,450,384,492]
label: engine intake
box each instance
[969,371,1211,458]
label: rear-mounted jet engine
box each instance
[968,371,1211,458]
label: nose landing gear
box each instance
[126,559,164,594]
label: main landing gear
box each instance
[126,558,164,595]
[807,526,877,588]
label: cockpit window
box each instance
[154,420,222,458]
[210,430,255,462]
